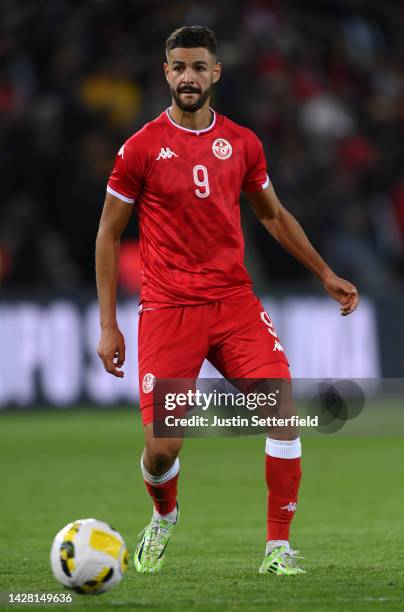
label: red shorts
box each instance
[138,290,290,425]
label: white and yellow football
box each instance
[50,519,128,594]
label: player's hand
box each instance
[322,271,359,316]
[97,326,126,377]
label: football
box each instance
[50,518,128,594]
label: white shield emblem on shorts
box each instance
[212,138,232,160]
[142,373,156,393]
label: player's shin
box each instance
[265,437,302,551]
[140,453,179,522]
[135,454,180,573]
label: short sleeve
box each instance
[107,139,144,204]
[241,133,270,193]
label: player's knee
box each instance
[144,441,180,474]
[147,450,177,474]
[143,423,182,474]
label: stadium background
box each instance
[1,0,404,406]
[1,2,403,611]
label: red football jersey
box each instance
[107,109,269,304]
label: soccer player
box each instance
[96,26,359,575]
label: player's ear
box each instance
[163,62,170,83]
[212,62,222,85]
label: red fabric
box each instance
[107,110,269,305]
[138,291,289,425]
[265,454,302,541]
[144,473,179,515]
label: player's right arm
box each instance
[96,193,133,377]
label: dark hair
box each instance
[166,25,217,57]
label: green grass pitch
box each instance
[0,408,403,611]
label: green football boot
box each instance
[259,545,305,575]
[134,505,178,574]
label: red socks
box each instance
[265,437,302,541]
[140,437,301,539]
[141,455,179,516]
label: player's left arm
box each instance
[247,183,359,316]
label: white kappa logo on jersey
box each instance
[156,147,178,160]
[280,502,296,512]
[118,144,125,158]
[142,373,156,393]
[212,138,232,160]
[273,340,284,352]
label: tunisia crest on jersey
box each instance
[212,138,232,160]
[142,373,156,393]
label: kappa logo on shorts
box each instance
[212,138,232,160]
[273,340,284,352]
[142,373,156,394]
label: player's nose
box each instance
[180,67,196,85]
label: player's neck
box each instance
[168,103,213,131]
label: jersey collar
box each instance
[165,107,216,135]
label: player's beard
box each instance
[171,84,212,112]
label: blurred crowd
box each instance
[1,0,404,294]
